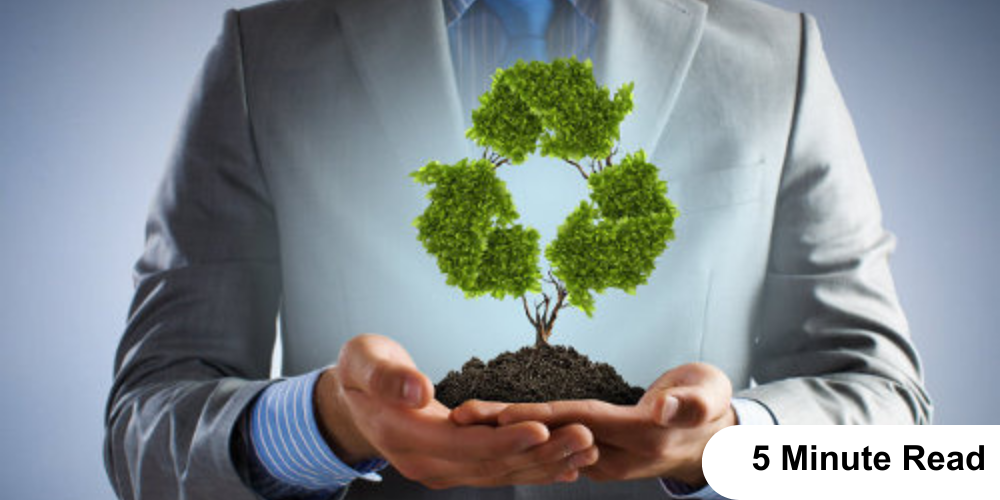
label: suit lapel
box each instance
[594,0,708,155]
[334,0,468,166]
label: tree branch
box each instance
[484,150,511,170]
[522,295,538,328]
[523,273,572,346]
[546,289,567,332]
[543,270,561,288]
[562,158,589,180]
[542,293,551,324]
[606,146,618,168]
[541,271,569,333]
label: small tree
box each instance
[412,59,678,348]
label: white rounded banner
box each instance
[703,425,999,499]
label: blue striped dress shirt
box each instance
[241,2,773,499]
[445,0,598,121]
[244,370,386,498]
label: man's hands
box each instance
[452,362,737,487]
[316,335,733,489]
[314,334,600,489]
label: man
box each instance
[104,0,932,499]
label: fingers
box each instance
[396,425,599,489]
[409,445,599,489]
[641,362,733,428]
[491,363,734,430]
[580,444,660,482]
[450,399,511,425]
[499,399,673,453]
[496,399,635,430]
[486,444,599,487]
[489,423,593,474]
[344,389,551,461]
[338,334,434,409]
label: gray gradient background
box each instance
[1,0,997,498]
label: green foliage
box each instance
[467,59,634,164]
[588,150,673,219]
[411,158,542,298]
[478,225,543,298]
[466,75,542,164]
[546,151,678,316]
[414,58,677,328]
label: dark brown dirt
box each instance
[435,344,646,408]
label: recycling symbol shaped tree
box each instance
[412,58,678,348]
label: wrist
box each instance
[315,366,379,464]
[661,403,737,488]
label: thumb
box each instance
[641,362,733,428]
[337,333,434,409]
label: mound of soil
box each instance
[435,344,646,408]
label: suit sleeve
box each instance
[736,14,933,425]
[104,10,281,499]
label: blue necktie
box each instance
[483,0,555,66]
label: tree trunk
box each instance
[523,274,566,348]
[534,326,551,348]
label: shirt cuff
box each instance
[658,398,775,499]
[247,369,388,495]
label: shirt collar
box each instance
[443,0,598,27]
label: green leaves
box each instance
[413,58,677,325]
[466,75,542,164]
[478,225,543,298]
[588,150,674,220]
[546,151,677,316]
[466,58,634,164]
[411,159,541,298]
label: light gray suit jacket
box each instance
[104,0,932,498]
